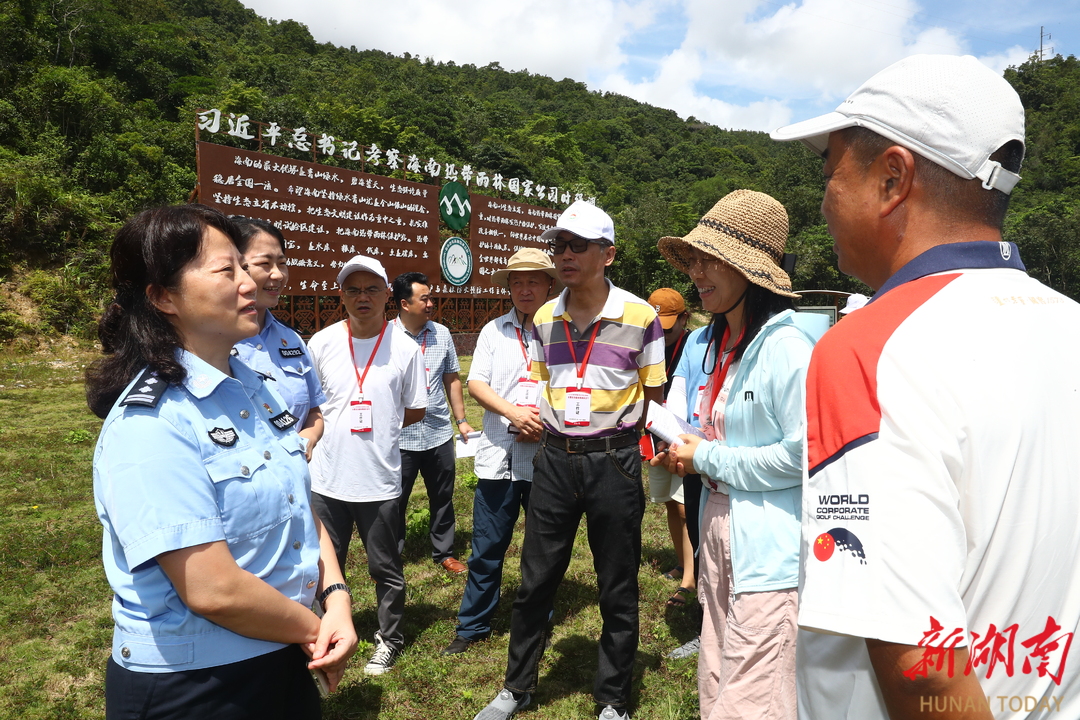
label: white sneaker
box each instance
[668,635,700,659]
[473,689,531,720]
[363,632,401,675]
[598,704,630,720]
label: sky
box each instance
[241,0,1079,133]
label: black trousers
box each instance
[503,437,645,708]
[105,645,319,720]
[397,438,457,562]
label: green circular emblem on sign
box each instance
[439,181,471,231]
[440,236,473,286]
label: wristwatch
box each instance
[455,417,468,426]
[318,583,351,610]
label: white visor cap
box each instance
[771,54,1025,194]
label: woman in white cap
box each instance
[654,189,826,720]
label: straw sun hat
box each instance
[658,189,797,298]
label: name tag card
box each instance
[564,388,592,427]
[350,399,372,433]
[516,379,540,408]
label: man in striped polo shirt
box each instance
[474,201,666,720]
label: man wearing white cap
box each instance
[773,55,1080,719]
[838,292,869,316]
[307,255,428,676]
[443,248,558,656]
[473,201,666,720]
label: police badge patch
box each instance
[208,427,239,447]
[270,411,298,431]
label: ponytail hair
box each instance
[85,205,240,418]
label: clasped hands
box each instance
[302,601,358,693]
[508,405,543,442]
[648,433,704,476]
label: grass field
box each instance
[0,343,700,719]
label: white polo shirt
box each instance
[799,241,1080,720]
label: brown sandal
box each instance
[666,587,694,607]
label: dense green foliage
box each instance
[1,0,1079,340]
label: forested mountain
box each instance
[1,0,1078,340]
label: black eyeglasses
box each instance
[343,287,384,298]
[549,236,610,255]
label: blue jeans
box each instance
[503,436,645,709]
[456,479,532,640]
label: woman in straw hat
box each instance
[653,189,827,720]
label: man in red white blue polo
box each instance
[774,55,1080,720]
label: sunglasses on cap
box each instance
[549,235,611,255]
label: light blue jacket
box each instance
[692,309,828,593]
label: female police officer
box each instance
[86,205,357,719]
[231,216,326,460]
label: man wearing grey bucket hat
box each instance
[443,248,559,656]
[773,54,1080,720]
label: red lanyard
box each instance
[345,319,388,394]
[514,326,532,374]
[706,325,745,413]
[563,319,601,389]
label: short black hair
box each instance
[839,126,1024,229]
[392,271,430,308]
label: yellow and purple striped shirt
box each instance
[529,280,667,437]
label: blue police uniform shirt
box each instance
[233,312,327,429]
[93,349,322,673]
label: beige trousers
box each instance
[698,492,798,720]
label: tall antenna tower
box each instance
[1040,26,1054,62]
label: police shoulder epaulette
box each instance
[119,368,167,408]
[256,370,276,382]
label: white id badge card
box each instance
[516,378,540,407]
[564,388,592,427]
[350,399,373,433]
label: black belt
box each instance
[541,429,639,454]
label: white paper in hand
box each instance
[645,401,706,447]
[454,431,482,458]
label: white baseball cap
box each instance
[337,254,388,287]
[840,293,870,314]
[771,54,1025,194]
[540,200,615,243]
